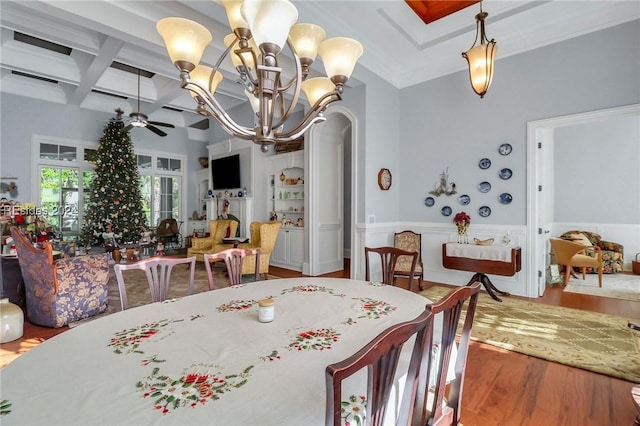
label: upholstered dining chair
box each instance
[10,227,110,328]
[549,237,603,287]
[393,230,425,290]
[365,246,419,292]
[113,256,196,310]
[413,282,481,426]
[325,309,435,426]
[204,248,261,289]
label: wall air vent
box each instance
[162,106,183,112]
[14,32,72,55]
[189,119,210,130]
[110,61,154,78]
[91,89,128,100]
[11,70,58,84]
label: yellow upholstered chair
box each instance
[549,237,602,287]
[238,221,281,279]
[187,219,239,261]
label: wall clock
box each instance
[377,168,392,190]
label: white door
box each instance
[534,128,555,295]
[308,116,344,275]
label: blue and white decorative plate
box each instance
[499,168,513,180]
[441,206,452,216]
[478,206,492,217]
[478,181,491,193]
[478,158,491,169]
[458,194,470,205]
[424,196,435,207]
[499,193,513,204]
[498,143,512,156]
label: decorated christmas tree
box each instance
[79,109,147,246]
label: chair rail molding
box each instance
[355,222,528,296]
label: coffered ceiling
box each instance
[0,1,638,132]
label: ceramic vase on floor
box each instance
[1,298,24,343]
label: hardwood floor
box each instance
[2,263,638,425]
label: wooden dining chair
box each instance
[549,237,603,286]
[412,282,481,426]
[113,256,196,310]
[204,248,261,289]
[325,309,435,426]
[365,246,419,292]
[393,230,425,290]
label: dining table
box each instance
[0,277,451,425]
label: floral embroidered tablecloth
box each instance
[1,277,444,425]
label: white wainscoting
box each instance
[553,222,639,271]
[355,222,530,297]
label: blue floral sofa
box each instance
[559,230,624,274]
[10,227,110,328]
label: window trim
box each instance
[31,136,187,237]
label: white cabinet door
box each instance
[288,228,304,269]
[272,229,288,265]
[271,228,303,271]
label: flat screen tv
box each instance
[211,154,241,190]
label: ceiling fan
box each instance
[123,70,175,137]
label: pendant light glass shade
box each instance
[189,65,223,95]
[289,23,326,62]
[220,0,248,31]
[462,6,498,98]
[301,77,335,107]
[463,42,497,98]
[156,17,212,71]
[318,37,364,80]
[241,0,298,52]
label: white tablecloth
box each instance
[0,277,447,426]
[445,242,513,262]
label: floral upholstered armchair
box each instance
[559,230,624,274]
[10,227,110,328]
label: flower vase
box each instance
[457,223,469,244]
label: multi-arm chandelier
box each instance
[461,2,498,98]
[157,0,363,152]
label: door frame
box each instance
[306,106,358,277]
[526,103,640,296]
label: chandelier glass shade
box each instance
[156,0,363,151]
[462,4,498,98]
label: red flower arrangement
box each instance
[453,211,471,225]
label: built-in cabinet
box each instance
[266,150,305,271]
[271,227,304,271]
[271,166,304,227]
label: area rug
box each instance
[421,285,640,383]
[563,272,640,301]
[69,262,275,327]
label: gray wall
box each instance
[554,115,640,223]
[0,93,208,218]
[398,19,640,226]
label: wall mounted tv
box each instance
[211,154,241,190]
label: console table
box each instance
[442,243,522,302]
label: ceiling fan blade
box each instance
[122,124,133,133]
[147,121,175,128]
[146,124,167,137]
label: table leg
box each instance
[467,273,510,302]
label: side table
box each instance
[0,255,25,309]
[442,243,522,302]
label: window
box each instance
[33,137,186,240]
[137,153,185,229]
[34,138,96,241]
